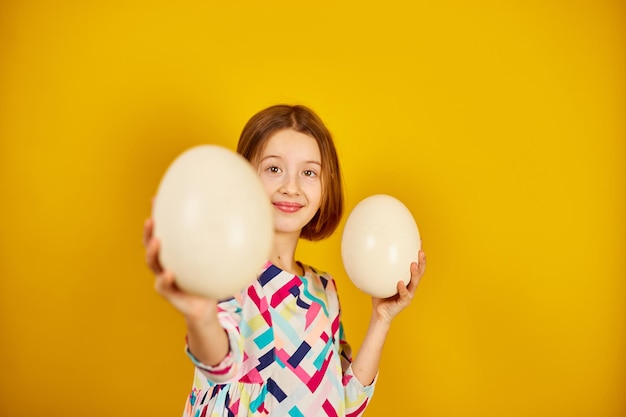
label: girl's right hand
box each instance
[143,217,219,321]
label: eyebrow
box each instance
[260,155,321,166]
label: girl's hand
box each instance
[143,218,219,321]
[372,250,426,323]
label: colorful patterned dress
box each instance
[182,262,376,417]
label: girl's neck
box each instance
[269,231,304,276]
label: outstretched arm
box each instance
[350,250,427,385]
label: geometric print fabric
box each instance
[182,262,376,417]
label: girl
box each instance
[143,104,426,417]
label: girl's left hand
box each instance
[372,250,426,323]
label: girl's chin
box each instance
[273,215,314,230]
[274,227,304,235]
[273,222,310,237]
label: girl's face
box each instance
[256,128,323,237]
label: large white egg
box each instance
[341,194,421,298]
[153,145,274,299]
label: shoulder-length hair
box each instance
[236,104,343,241]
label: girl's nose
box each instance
[280,172,300,195]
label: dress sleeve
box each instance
[184,295,245,384]
[330,276,377,416]
[338,320,378,416]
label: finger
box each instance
[142,217,154,248]
[396,280,413,305]
[146,236,164,274]
[406,262,421,293]
[397,280,409,297]
[419,249,426,266]
[154,269,176,296]
[416,250,427,276]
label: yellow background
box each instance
[1,1,624,416]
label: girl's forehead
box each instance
[260,129,321,160]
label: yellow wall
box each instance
[1,1,624,416]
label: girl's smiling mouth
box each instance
[273,201,304,213]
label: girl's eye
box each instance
[267,166,281,174]
[303,169,317,177]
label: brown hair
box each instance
[237,104,343,241]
